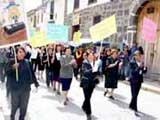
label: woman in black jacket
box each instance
[129,50,147,116]
[104,49,120,99]
[80,52,96,120]
[6,47,39,120]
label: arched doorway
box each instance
[136,0,160,79]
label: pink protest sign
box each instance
[142,17,157,43]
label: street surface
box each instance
[1,79,160,120]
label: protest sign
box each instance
[47,23,69,43]
[142,17,157,43]
[0,0,28,48]
[89,14,117,42]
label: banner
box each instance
[30,30,53,48]
[47,23,69,43]
[142,17,157,43]
[0,0,28,48]
[89,15,117,42]
[73,31,81,44]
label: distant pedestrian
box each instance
[53,45,62,95]
[37,47,46,80]
[74,47,83,80]
[31,47,38,72]
[0,48,7,83]
[45,48,54,88]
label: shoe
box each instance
[87,115,92,120]
[53,88,56,91]
[66,97,69,101]
[104,90,108,96]
[57,91,61,95]
[129,106,138,112]
[63,101,68,106]
[135,112,141,117]
[82,106,86,112]
[109,96,115,100]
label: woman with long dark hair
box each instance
[104,49,120,99]
[53,45,62,95]
[6,47,39,120]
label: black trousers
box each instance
[82,86,94,115]
[74,64,82,78]
[129,82,142,112]
[46,69,53,87]
[10,90,30,120]
[31,59,37,72]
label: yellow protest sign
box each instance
[73,31,81,44]
[30,31,53,48]
[89,15,117,41]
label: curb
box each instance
[120,81,160,95]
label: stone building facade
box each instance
[65,0,132,43]
[64,0,160,80]
[64,0,154,44]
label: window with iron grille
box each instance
[93,15,101,25]
[50,1,54,20]
[88,0,97,5]
[74,0,79,9]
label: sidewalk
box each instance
[121,78,160,95]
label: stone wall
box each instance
[64,0,132,43]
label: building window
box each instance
[50,1,54,20]
[88,0,97,5]
[74,0,79,9]
[37,14,39,24]
[93,15,101,25]
[34,16,36,28]
[41,13,43,22]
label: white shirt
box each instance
[93,59,101,72]
[56,52,61,61]
[31,49,38,59]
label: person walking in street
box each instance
[101,48,111,81]
[129,50,147,117]
[31,47,38,72]
[0,48,7,83]
[6,47,39,120]
[60,47,77,105]
[104,49,121,99]
[45,48,54,88]
[53,45,62,95]
[37,47,46,80]
[80,52,97,120]
[74,47,83,80]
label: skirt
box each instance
[60,78,72,91]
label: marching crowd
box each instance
[0,42,147,120]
